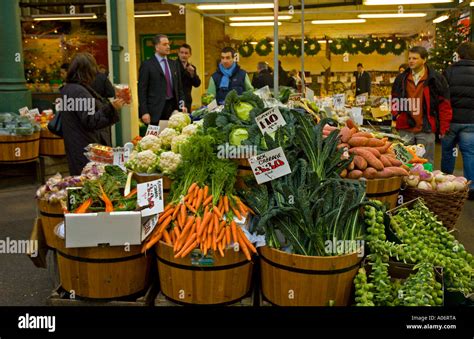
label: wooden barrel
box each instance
[132,173,172,202]
[39,129,65,156]
[37,199,64,249]
[232,158,255,190]
[155,241,253,305]
[259,246,363,306]
[56,245,152,299]
[365,176,403,209]
[0,132,40,163]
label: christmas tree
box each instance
[429,17,470,73]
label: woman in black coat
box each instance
[60,53,125,175]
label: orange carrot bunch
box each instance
[141,183,257,260]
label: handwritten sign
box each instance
[137,179,164,217]
[248,147,291,184]
[305,87,315,103]
[141,214,158,242]
[333,94,345,109]
[392,144,413,164]
[255,107,286,135]
[113,146,130,169]
[207,99,218,111]
[145,125,160,137]
[19,107,29,116]
[355,94,367,106]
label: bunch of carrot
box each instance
[141,182,257,260]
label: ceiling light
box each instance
[311,19,366,24]
[229,22,281,26]
[197,3,274,10]
[433,14,449,23]
[229,15,292,21]
[364,0,452,5]
[471,1,474,6]
[135,11,171,18]
[317,40,333,43]
[358,13,427,18]
[250,41,258,45]
[32,13,97,21]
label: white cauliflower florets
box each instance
[128,150,158,174]
[171,134,189,153]
[181,123,199,136]
[168,112,191,131]
[159,128,179,149]
[159,151,182,175]
[138,134,161,153]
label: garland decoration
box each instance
[392,38,407,56]
[329,39,348,55]
[255,38,273,56]
[238,40,254,58]
[279,38,291,56]
[304,38,321,56]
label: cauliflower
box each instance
[168,112,191,131]
[171,134,189,153]
[159,128,179,149]
[137,134,161,153]
[159,151,182,175]
[181,123,199,136]
[126,150,158,174]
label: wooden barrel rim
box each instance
[366,189,400,198]
[39,210,64,218]
[41,136,62,140]
[259,251,361,275]
[56,249,144,263]
[0,138,40,144]
[0,157,39,163]
[159,289,251,306]
[156,255,250,271]
[56,286,149,302]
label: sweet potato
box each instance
[347,170,363,179]
[386,166,409,176]
[363,167,378,179]
[323,124,337,132]
[348,137,369,147]
[354,155,368,171]
[379,155,392,167]
[348,160,355,171]
[388,157,403,167]
[352,132,374,138]
[337,143,350,150]
[340,169,348,178]
[346,119,358,131]
[375,168,394,179]
[366,138,386,147]
[374,141,392,154]
[349,147,381,158]
[349,148,384,170]
[339,126,352,143]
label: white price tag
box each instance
[255,107,287,136]
[137,179,165,217]
[113,146,130,169]
[333,94,345,109]
[350,107,363,125]
[145,125,160,137]
[248,147,292,184]
[323,98,332,108]
[141,214,159,242]
[305,87,315,103]
[29,108,40,116]
[19,107,29,116]
[355,94,367,106]
[207,99,218,111]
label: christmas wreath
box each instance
[289,39,303,57]
[255,38,273,56]
[346,38,360,55]
[376,40,392,55]
[279,38,291,56]
[304,38,321,56]
[357,38,378,55]
[238,41,254,58]
[392,38,407,56]
[329,39,348,55]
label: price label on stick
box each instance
[248,147,292,184]
[137,179,164,217]
[207,99,218,111]
[333,94,345,109]
[113,147,130,169]
[145,125,160,137]
[255,107,286,135]
[393,144,413,164]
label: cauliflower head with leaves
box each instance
[158,151,182,175]
[159,128,179,149]
[125,150,158,174]
[168,112,191,131]
[137,134,161,153]
[171,134,189,153]
[181,123,199,136]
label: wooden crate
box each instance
[154,289,257,306]
[47,282,158,307]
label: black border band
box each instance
[156,255,251,271]
[0,156,38,163]
[57,249,145,263]
[0,138,39,144]
[366,189,400,198]
[159,290,250,306]
[40,210,64,218]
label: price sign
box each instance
[333,94,345,109]
[137,179,164,217]
[19,107,29,116]
[113,146,130,169]
[305,87,315,103]
[355,94,367,106]
[145,124,160,137]
[392,144,413,164]
[141,214,158,242]
[350,107,363,125]
[207,99,218,111]
[255,107,286,135]
[248,147,292,184]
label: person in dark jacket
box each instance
[138,34,187,125]
[278,60,289,88]
[251,62,274,89]
[60,53,125,175]
[355,63,371,96]
[91,68,116,146]
[442,42,474,198]
[207,47,253,105]
[177,44,201,113]
[391,46,452,164]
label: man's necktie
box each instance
[162,58,173,98]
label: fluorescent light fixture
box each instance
[364,0,452,5]
[229,15,292,21]
[317,40,333,43]
[433,14,449,23]
[471,1,474,6]
[32,13,97,21]
[358,13,427,18]
[312,19,366,24]
[197,3,274,10]
[135,11,171,18]
[250,41,258,45]
[229,22,281,26]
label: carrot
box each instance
[185,201,197,214]
[158,207,175,223]
[238,200,254,215]
[203,241,208,256]
[202,195,213,207]
[156,215,172,235]
[75,198,92,213]
[216,226,226,243]
[231,204,242,220]
[177,216,195,245]
[175,234,197,258]
[231,221,238,244]
[337,142,350,150]
[198,210,212,237]
[124,187,137,199]
[172,204,180,220]
[238,227,257,254]
[164,203,174,212]
[179,203,186,228]
[225,226,231,245]
[203,185,209,201]
[180,240,198,258]
[213,213,219,234]
[213,206,223,219]
[174,226,181,242]
[340,168,348,178]
[217,196,224,211]
[207,218,214,235]
[212,232,217,251]
[348,160,355,171]
[170,229,176,244]
[194,216,201,243]
[218,241,225,257]
[237,232,252,261]
[163,229,172,245]
[206,235,212,250]
[223,196,229,213]
[195,188,204,210]
[187,183,198,195]
[142,231,163,253]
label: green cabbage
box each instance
[230,128,249,146]
[234,102,254,121]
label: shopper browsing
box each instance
[251,62,274,89]
[441,42,474,199]
[178,43,201,113]
[207,47,253,105]
[391,46,452,164]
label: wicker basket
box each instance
[400,182,470,231]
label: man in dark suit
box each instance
[138,34,187,125]
[177,44,201,113]
[355,63,371,96]
[252,62,274,89]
